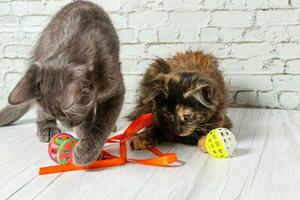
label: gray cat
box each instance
[0,1,124,165]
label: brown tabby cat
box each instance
[128,51,232,152]
[0,1,124,165]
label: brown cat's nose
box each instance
[174,125,182,136]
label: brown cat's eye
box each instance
[164,112,172,119]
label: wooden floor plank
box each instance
[0,108,299,200]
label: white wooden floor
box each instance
[0,107,300,200]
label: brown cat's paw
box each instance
[130,135,155,150]
[37,126,61,142]
[198,136,208,153]
[73,139,101,166]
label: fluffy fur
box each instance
[128,51,232,150]
[0,1,124,165]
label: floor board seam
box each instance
[4,175,38,200]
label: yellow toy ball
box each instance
[205,128,236,158]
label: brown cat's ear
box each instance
[152,58,171,74]
[142,74,169,103]
[61,81,82,110]
[8,65,38,105]
[188,85,216,108]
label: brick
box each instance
[0,16,18,26]
[0,3,11,15]
[136,59,153,73]
[230,43,273,58]
[205,0,246,9]
[219,59,244,73]
[230,75,272,90]
[264,26,290,42]
[147,44,176,58]
[0,32,38,44]
[272,75,300,90]
[11,1,27,15]
[260,58,285,74]
[110,14,126,29]
[243,27,265,42]
[266,0,290,8]
[4,72,22,90]
[247,0,290,9]
[175,0,204,10]
[118,29,137,43]
[99,0,121,11]
[3,44,31,58]
[200,43,229,58]
[14,58,28,73]
[27,1,44,15]
[235,91,256,106]
[200,27,219,42]
[128,11,167,28]
[138,29,157,43]
[275,43,300,58]
[122,58,151,74]
[178,25,200,42]
[120,58,137,74]
[147,44,187,58]
[234,57,284,74]
[203,0,226,9]
[0,59,14,73]
[158,27,180,42]
[219,28,244,42]
[279,92,299,109]
[123,74,142,90]
[286,59,300,74]
[162,0,185,10]
[256,10,299,25]
[287,26,300,41]
[257,91,279,108]
[290,0,300,6]
[8,32,27,44]
[169,11,210,25]
[224,0,247,9]
[19,16,50,27]
[211,11,253,27]
[44,1,63,15]
[120,44,146,58]
[121,0,160,11]
[124,89,138,104]
[0,32,14,43]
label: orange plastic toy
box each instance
[39,113,178,175]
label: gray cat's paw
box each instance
[37,127,61,142]
[73,139,101,166]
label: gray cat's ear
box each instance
[8,66,38,105]
[61,82,81,110]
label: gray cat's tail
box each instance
[0,102,33,126]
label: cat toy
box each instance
[204,128,236,158]
[39,113,178,175]
[40,115,237,175]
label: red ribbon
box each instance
[39,113,178,175]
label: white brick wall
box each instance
[0,0,300,110]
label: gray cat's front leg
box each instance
[73,94,123,165]
[36,106,60,142]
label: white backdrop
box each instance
[0,0,299,109]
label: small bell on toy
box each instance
[200,128,236,158]
[48,133,79,165]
